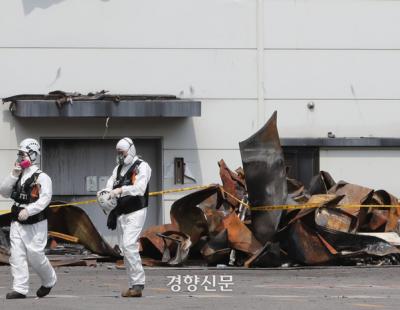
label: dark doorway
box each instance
[283,147,319,188]
[42,138,162,245]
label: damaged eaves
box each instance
[2,91,201,118]
[281,137,400,148]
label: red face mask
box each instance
[20,159,32,169]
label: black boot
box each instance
[121,285,144,297]
[36,286,52,298]
[6,291,26,299]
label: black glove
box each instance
[107,209,118,230]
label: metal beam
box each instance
[9,99,201,118]
[281,138,400,148]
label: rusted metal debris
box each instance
[309,171,336,195]
[239,111,288,245]
[139,111,400,268]
[49,256,98,267]
[157,231,191,266]
[140,224,179,260]
[218,159,246,209]
[48,231,79,243]
[47,204,119,257]
[170,185,221,244]
[0,202,120,266]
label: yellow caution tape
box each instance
[50,199,98,208]
[219,187,251,209]
[0,184,212,215]
[1,184,399,216]
[219,187,400,211]
[251,204,400,212]
[149,185,211,197]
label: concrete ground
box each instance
[1,264,400,310]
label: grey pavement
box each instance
[1,264,400,310]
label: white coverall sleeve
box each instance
[121,162,151,197]
[0,174,18,198]
[105,166,118,190]
[25,173,52,216]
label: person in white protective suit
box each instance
[0,138,57,299]
[97,137,151,297]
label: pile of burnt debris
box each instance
[0,205,119,267]
[139,112,400,267]
[1,111,400,268]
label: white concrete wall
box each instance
[263,0,400,138]
[0,0,256,49]
[0,0,257,220]
[320,148,400,197]
[1,0,400,217]
[263,0,400,197]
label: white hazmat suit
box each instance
[104,138,151,294]
[0,139,56,298]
